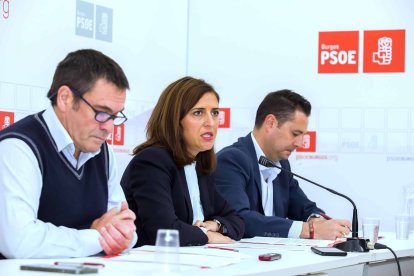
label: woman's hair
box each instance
[133,76,219,174]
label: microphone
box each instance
[258,156,369,252]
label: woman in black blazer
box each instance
[121,76,244,246]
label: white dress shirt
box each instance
[251,133,303,238]
[184,162,205,224]
[0,106,136,258]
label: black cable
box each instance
[372,243,401,276]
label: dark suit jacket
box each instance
[121,146,244,246]
[214,133,324,238]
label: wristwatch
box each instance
[213,219,228,234]
[213,219,222,232]
[308,214,322,221]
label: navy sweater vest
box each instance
[0,111,109,230]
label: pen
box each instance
[54,262,105,267]
[206,246,239,252]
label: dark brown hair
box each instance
[133,76,219,174]
[254,89,311,128]
[47,49,129,105]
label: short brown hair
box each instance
[47,49,129,105]
[133,76,219,174]
[254,89,311,128]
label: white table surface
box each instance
[1,232,413,276]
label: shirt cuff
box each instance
[199,227,208,235]
[287,221,303,238]
[78,229,102,257]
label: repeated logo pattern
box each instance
[0,111,14,130]
[106,124,125,146]
[76,0,113,42]
[218,108,230,128]
[296,131,316,153]
[318,31,359,73]
[318,29,405,74]
[363,30,405,73]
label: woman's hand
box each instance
[193,220,220,232]
[206,231,235,244]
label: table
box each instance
[1,232,413,275]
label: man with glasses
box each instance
[0,49,137,258]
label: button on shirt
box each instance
[251,133,303,238]
[0,106,136,258]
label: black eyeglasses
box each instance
[49,87,127,126]
[69,88,127,126]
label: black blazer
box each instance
[121,146,244,246]
[214,133,324,238]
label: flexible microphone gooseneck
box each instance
[258,155,369,252]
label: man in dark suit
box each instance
[214,90,351,240]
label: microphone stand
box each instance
[259,156,369,252]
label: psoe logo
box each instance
[106,124,125,146]
[1,0,10,19]
[363,29,405,73]
[0,111,14,129]
[76,0,94,38]
[318,31,359,73]
[296,131,316,152]
[76,0,113,42]
[218,108,230,128]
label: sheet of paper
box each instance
[213,236,336,251]
[241,236,335,246]
[105,245,250,269]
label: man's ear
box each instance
[264,114,278,129]
[55,86,73,112]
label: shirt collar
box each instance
[250,132,281,172]
[43,105,100,157]
[184,161,197,171]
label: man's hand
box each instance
[314,219,351,240]
[91,201,136,255]
[301,219,351,240]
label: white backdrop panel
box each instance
[187,0,414,232]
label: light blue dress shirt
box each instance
[251,133,303,238]
[184,162,205,224]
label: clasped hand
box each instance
[91,201,136,256]
[193,220,234,244]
